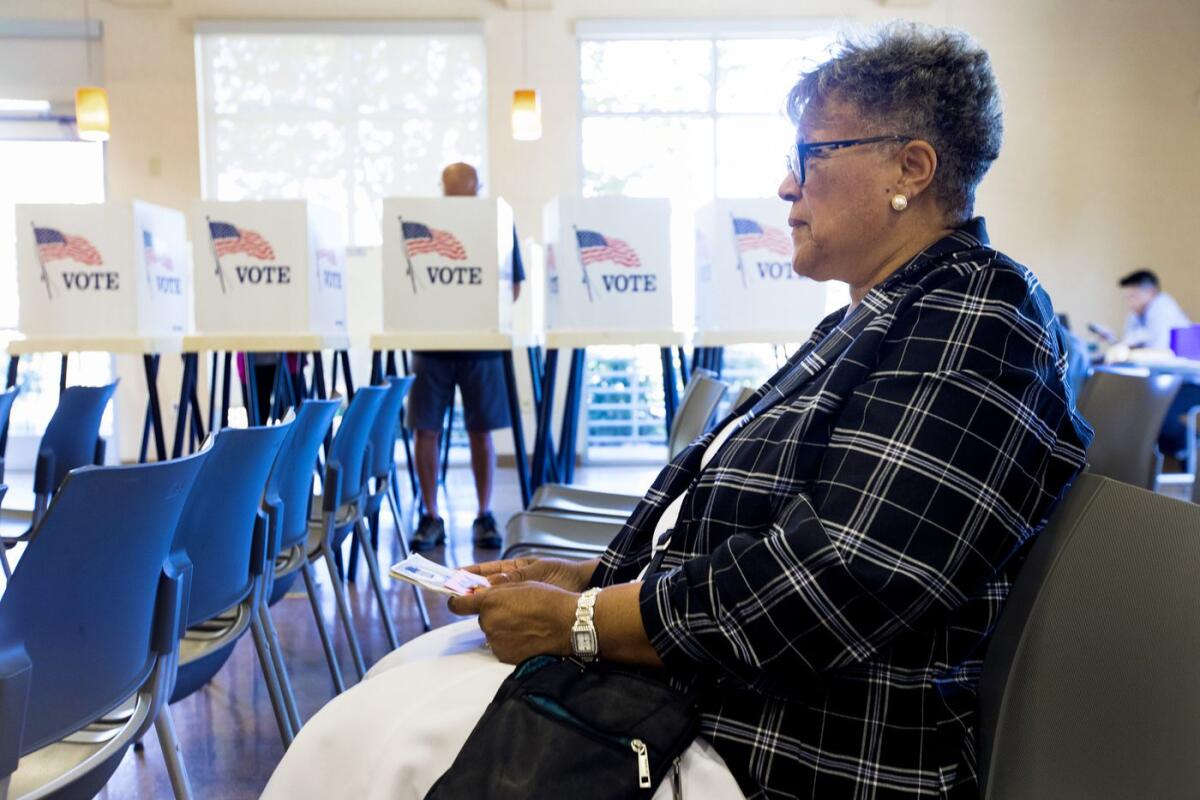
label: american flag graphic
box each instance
[143,230,174,271]
[208,220,276,260]
[34,227,102,266]
[402,222,467,260]
[316,248,339,269]
[575,230,640,268]
[732,217,791,256]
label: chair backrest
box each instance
[34,382,118,494]
[367,376,414,479]
[0,451,208,757]
[1076,369,1181,489]
[0,386,16,482]
[265,399,340,554]
[667,373,728,458]
[328,386,387,505]
[978,472,1200,800]
[170,423,290,626]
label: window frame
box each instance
[194,19,489,246]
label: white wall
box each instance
[2,0,1198,459]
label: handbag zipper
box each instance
[631,739,651,788]
[525,694,654,790]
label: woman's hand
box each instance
[463,557,596,593]
[447,582,576,664]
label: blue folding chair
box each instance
[261,400,342,704]
[0,449,208,800]
[166,423,292,750]
[1,382,116,579]
[0,387,18,482]
[347,376,431,630]
[303,386,388,682]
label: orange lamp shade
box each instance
[511,89,542,142]
[75,86,110,142]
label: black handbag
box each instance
[424,654,700,799]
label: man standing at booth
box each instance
[408,162,524,552]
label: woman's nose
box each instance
[779,171,801,202]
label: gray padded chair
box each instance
[978,472,1200,800]
[1076,369,1181,489]
[529,373,729,520]
[502,510,625,561]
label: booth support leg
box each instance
[172,354,197,459]
[501,350,531,509]
[531,348,559,493]
[140,354,167,463]
[245,353,261,427]
[338,350,355,399]
[557,348,586,485]
[661,347,679,436]
[220,353,232,430]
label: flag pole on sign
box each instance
[398,216,418,295]
[142,230,154,292]
[31,222,53,300]
[206,216,227,295]
[572,225,594,304]
[730,213,748,289]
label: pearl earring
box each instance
[890,194,909,212]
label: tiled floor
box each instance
[0,460,659,799]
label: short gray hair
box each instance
[788,23,1003,220]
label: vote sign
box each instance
[14,200,191,338]
[380,197,514,333]
[542,197,673,332]
[191,200,346,336]
[694,199,827,335]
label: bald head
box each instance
[442,163,479,197]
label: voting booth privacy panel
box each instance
[380,197,515,333]
[543,197,675,333]
[694,199,827,335]
[15,201,191,338]
[190,200,346,336]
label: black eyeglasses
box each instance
[785,135,914,186]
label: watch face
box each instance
[572,628,597,654]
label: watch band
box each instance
[571,588,601,660]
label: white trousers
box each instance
[262,620,746,799]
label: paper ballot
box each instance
[389,554,490,596]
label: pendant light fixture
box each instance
[75,0,110,142]
[511,0,542,141]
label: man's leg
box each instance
[406,354,453,551]
[459,355,510,548]
[415,429,442,518]
[466,430,495,517]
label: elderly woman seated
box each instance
[265,23,1091,800]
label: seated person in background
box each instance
[264,23,1092,800]
[1116,269,1192,350]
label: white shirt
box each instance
[637,412,750,581]
[1122,292,1192,350]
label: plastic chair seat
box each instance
[171,601,254,704]
[502,511,624,560]
[8,689,153,799]
[529,484,639,519]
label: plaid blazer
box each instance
[591,218,1093,799]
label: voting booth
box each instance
[694,199,826,335]
[190,200,346,335]
[542,197,674,333]
[14,200,191,338]
[379,197,515,333]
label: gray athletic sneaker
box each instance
[411,514,446,552]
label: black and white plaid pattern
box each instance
[592,218,1093,799]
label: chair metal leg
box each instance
[250,612,294,748]
[259,602,303,734]
[320,544,367,680]
[385,486,430,632]
[300,561,345,695]
[354,520,399,650]
[154,705,194,800]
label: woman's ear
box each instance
[897,140,938,200]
